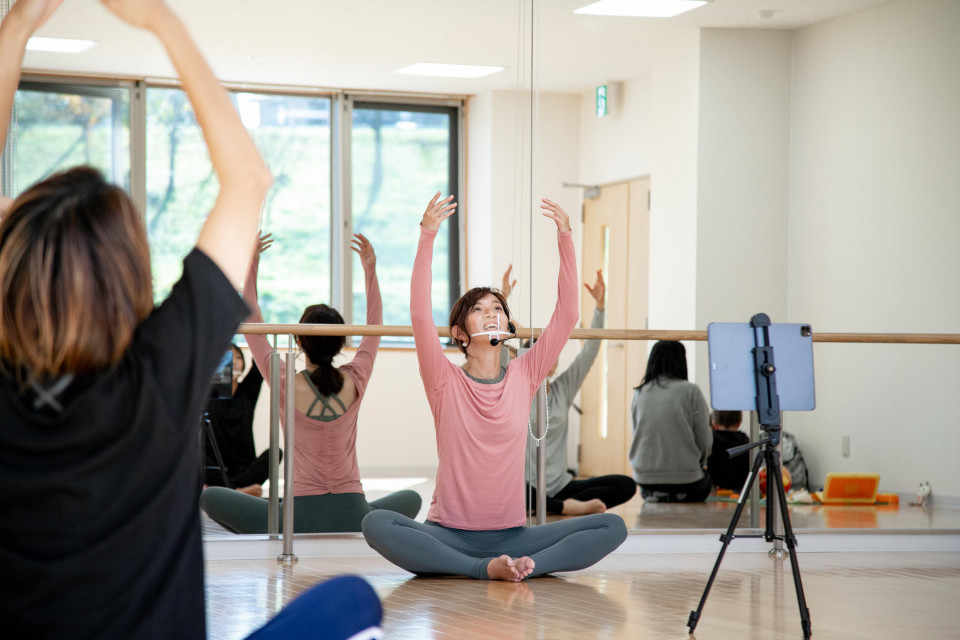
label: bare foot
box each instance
[561,498,607,515]
[487,555,536,582]
[236,484,263,497]
[514,556,535,580]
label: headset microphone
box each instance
[489,322,517,346]
[470,315,516,347]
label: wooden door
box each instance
[579,179,650,477]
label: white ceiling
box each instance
[23,0,896,95]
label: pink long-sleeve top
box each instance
[412,226,579,529]
[244,259,381,496]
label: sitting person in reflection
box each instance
[705,410,750,493]
[203,343,276,496]
[361,193,627,582]
[629,341,713,503]
[500,265,636,516]
[201,232,421,533]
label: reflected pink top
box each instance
[244,260,381,496]
[411,226,578,529]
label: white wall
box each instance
[648,29,701,352]
[694,29,793,390]
[786,0,960,498]
[578,76,652,186]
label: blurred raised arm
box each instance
[0,1,64,156]
[100,0,271,285]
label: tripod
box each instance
[200,410,232,488]
[687,314,812,639]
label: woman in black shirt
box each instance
[0,1,271,637]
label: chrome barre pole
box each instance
[278,335,298,566]
[535,382,547,526]
[267,336,280,535]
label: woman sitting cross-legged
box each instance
[361,193,627,581]
[200,232,421,533]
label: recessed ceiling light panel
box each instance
[575,0,708,18]
[397,63,505,79]
[26,37,97,53]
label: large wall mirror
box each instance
[5,0,957,538]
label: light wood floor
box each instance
[203,477,960,638]
[206,550,960,639]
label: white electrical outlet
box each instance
[842,435,850,458]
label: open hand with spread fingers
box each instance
[351,232,376,271]
[421,192,457,231]
[501,264,517,299]
[584,269,606,311]
[540,198,571,233]
[254,231,273,258]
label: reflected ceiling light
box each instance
[26,37,96,53]
[575,0,708,18]
[397,63,504,79]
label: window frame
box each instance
[341,94,465,328]
[3,77,466,347]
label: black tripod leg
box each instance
[770,452,812,639]
[687,449,766,634]
[203,416,232,489]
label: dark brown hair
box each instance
[711,410,743,429]
[635,340,688,390]
[447,287,511,355]
[0,167,153,377]
[297,304,345,396]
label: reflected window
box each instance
[146,89,332,317]
[351,103,459,340]
[600,225,611,439]
[5,81,129,195]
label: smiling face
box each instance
[466,293,506,336]
[448,287,512,355]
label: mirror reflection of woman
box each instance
[200,233,421,533]
[361,193,627,581]
[202,343,273,497]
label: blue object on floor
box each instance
[244,575,382,640]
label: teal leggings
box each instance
[200,487,422,533]
[361,511,627,579]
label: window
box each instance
[3,81,130,196]
[4,79,463,343]
[146,88,332,315]
[350,101,460,335]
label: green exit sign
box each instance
[596,85,608,117]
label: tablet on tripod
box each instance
[707,322,816,411]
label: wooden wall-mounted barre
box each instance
[238,324,960,345]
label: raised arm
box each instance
[346,233,381,379]
[554,270,606,396]
[241,233,276,385]
[100,0,271,285]
[411,193,457,390]
[0,1,63,156]
[518,199,579,385]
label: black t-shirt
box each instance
[204,365,263,483]
[0,249,248,639]
[706,429,751,491]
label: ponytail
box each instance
[307,357,344,397]
[298,304,346,396]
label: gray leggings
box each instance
[200,487,422,533]
[360,511,627,579]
